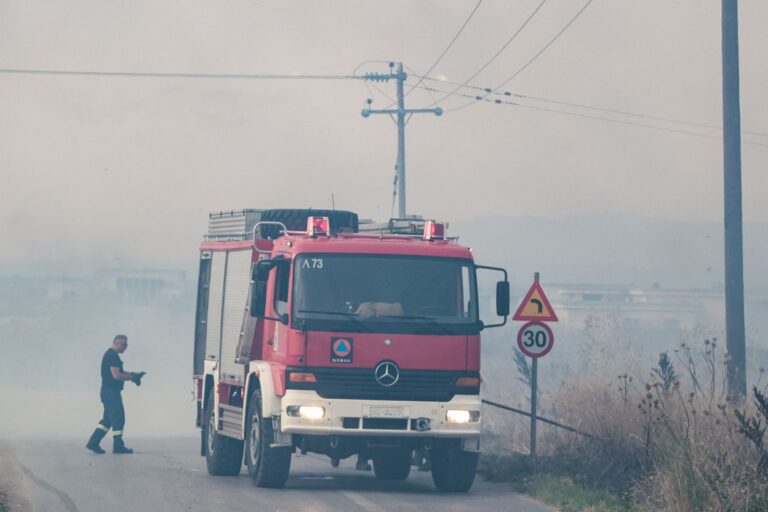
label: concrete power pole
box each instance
[722,0,746,401]
[362,62,443,218]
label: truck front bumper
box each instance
[279,390,481,438]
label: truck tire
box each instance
[373,448,411,480]
[430,441,478,492]
[244,389,292,488]
[258,209,358,239]
[204,399,243,476]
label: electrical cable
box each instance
[446,0,594,112]
[430,0,548,107]
[405,0,484,100]
[0,68,365,80]
[406,64,440,105]
[353,60,398,103]
[410,83,768,148]
[411,76,768,138]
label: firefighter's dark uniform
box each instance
[86,348,132,454]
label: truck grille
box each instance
[287,367,478,402]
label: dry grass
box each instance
[483,335,768,511]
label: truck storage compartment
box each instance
[219,249,252,382]
[204,251,226,362]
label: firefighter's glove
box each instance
[131,371,147,386]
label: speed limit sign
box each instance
[517,321,554,358]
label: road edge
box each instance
[0,441,33,512]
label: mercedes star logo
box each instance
[374,361,400,387]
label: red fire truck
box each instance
[193,209,509,491]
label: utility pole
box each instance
[722,0,746,401]
[362,62,443,218]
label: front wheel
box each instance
[430,441,478,492]
[244,389,292,488]
[204,398,243,476]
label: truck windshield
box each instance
[292,254,479,335]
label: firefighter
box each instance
[85,334,145,454]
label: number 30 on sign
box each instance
[517,321,554,358]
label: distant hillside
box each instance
[452,214,768,290]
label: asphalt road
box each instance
[2,438,556,512]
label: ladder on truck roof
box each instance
[204,208,360,241]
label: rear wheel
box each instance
[244,389,292,488]
[204,399,243,476]
[373,448,412,480]
[430,441,478,492]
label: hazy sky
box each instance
[1,1,766,271]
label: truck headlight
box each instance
[286,405,325,420]
[446,410,480,423]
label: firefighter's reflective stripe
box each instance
[96,424,109,432]
[112,430,123,436]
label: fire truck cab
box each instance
[193,209,509,492]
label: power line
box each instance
[405,0,485,99]
[447,0,594,112]
[409,83,768,148]
[353,60,398,103]
[431,0,548,107]
[404,64,439,106]
[0,68,365,81]
[413,75,768,137]
[496,0,593,90]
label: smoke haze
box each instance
[1,1,766,439]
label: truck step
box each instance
[218,404,244,439]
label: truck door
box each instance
[263,258,291,364]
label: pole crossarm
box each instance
[360,62,443,217]
[362,107,443,117]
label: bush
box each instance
[484,339,768,511]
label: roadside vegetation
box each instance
[482,333,768,511]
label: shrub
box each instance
[484,339,768,511]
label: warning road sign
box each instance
[512,281,558,322]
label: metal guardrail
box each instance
[482,399,595,439]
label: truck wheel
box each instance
[204,398,243,476]
[372,448,411,480]
[430,441,478,492]
[244,389,292,488]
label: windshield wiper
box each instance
[377,315,455,335]
[297,309,372,332]
[298,309,358,317]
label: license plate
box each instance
[369,406,405,418]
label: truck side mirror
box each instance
[249,259,279,318]
[475,264,509,329]
[250,280,268,317]
[496,281,510,317]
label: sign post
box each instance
[531,357,538,461]
[513,272,557,463]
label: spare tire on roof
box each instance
[258,209,358,239]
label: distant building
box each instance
[0,268,188,307]
[547,284,725,332]
[95,268,186,303]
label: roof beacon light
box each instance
[307,216,331,237]
[423,220,446,241]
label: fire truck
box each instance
[193,208,509,492]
